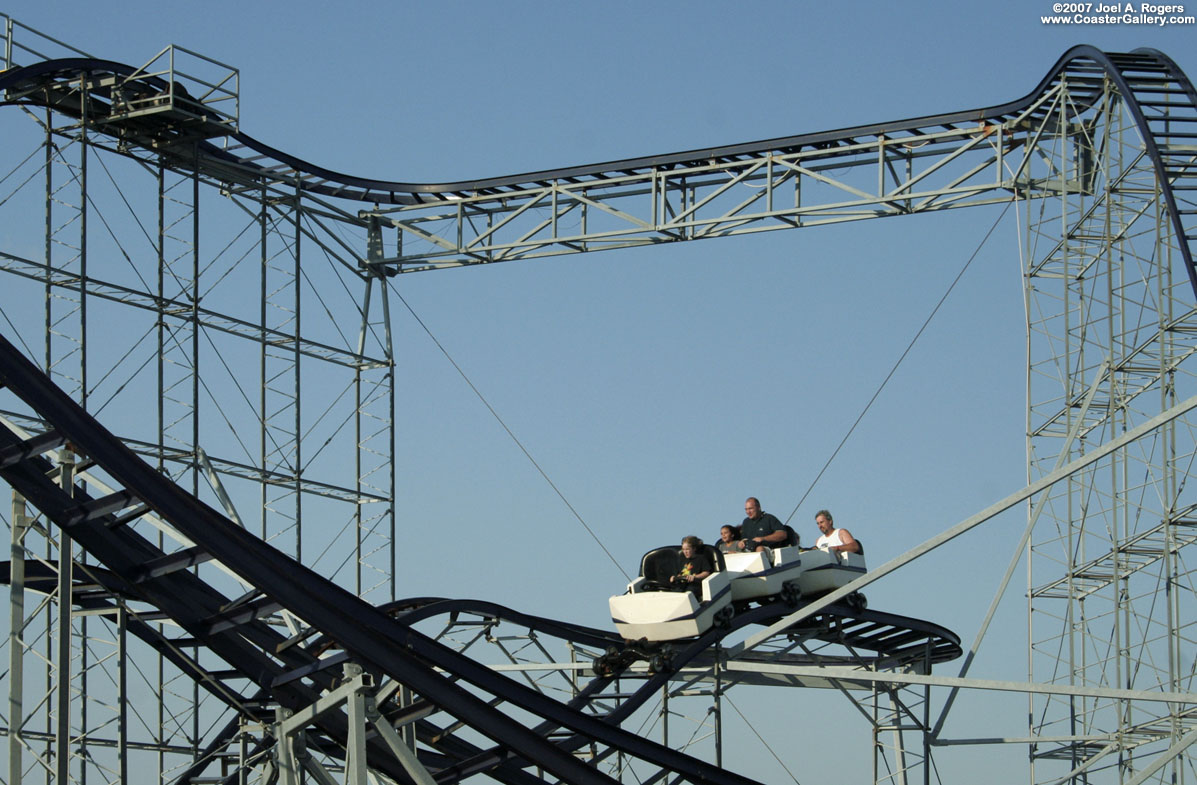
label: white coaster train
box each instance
[608,538,867,643]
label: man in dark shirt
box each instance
[740,497,787,552]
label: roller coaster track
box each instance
[3,45,1195,283]
[0,42,1193,785]
[0,324,962,784]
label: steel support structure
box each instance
[2,18,1197,785]
[0,18,397,785]
[361,53,1197,785]
[1023,62,1197,784]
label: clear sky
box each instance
[5,1,1196,783]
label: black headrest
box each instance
[639,543,724,580]
[640,546,682,582]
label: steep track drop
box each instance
[0,326,958,783]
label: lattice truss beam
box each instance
[364,93,1057,273]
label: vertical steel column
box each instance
[9,492,28,785]
[155,149,203,784]
[1023,161,1037,785]
[76,90,90,785]
[273,707,297,785]
[616,674,625,783]
[872,683,885,785]
[660,682,669,752]
[260,186,302,561]
[42,87,85,399]
[921,675,930,785]
[116,606,126,785]
[713,645,723,768]
[239,719,249,785]
[259,183,268,545]
[37,93,78,782]
[55,450,74,785]
[872,682,909,785]
[355,268,371,599]
[155,161,167,785]
[37,71,90,783]
[78,88,88,413]
[359,219,397,599]
[189,149,203,768]
[889,691,909,785]
[291,182,302,564]
[345,667,368,785]
[1159,176,1183,785]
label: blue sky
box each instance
[5,1,1196,782]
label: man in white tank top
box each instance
[814,509,859,554]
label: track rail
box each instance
[0,42,1190,784]
[1,518,959,785]
[0,333,960,784]
[3,46,1194,288]
[384,595,961,676]
[0,329,767,784]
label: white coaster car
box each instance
[609,545,733,641]
[723,546,804,604]
[726,536,868,609]
[800,546,868,611]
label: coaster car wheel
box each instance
[649,652,673,674]
[592,645,622,676]
[846,592,868,613]
[780,580,802,607]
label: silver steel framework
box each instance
[0,17,397,785]
[1,15,1197,785]
[1023,57,1197,785]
